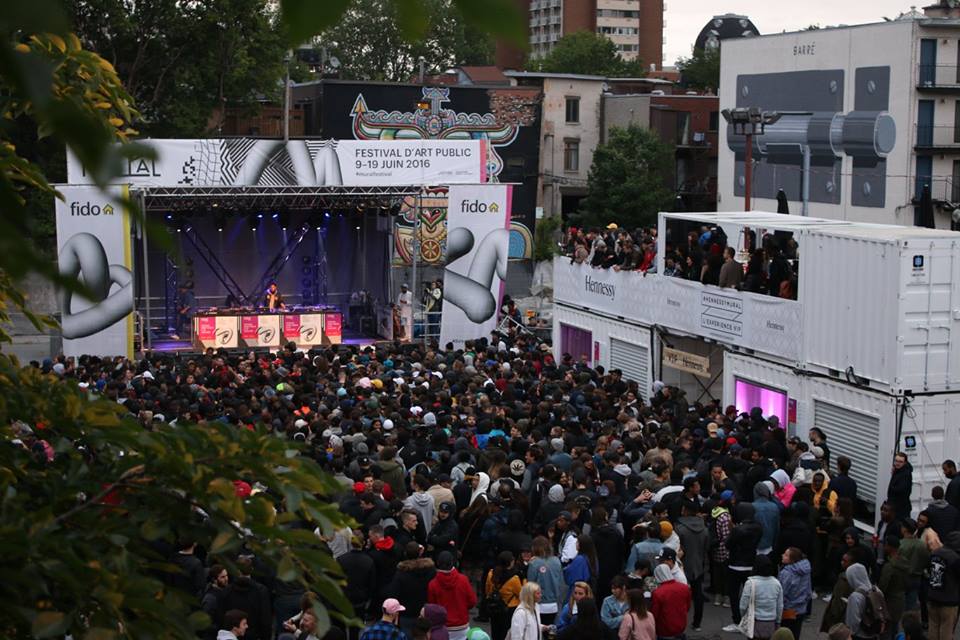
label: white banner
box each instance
[440,184,512,348]
[55,185,134,358]
[66,138,484,187]
[553,260,802,361]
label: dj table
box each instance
[192,308,342,350]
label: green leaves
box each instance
[451,0,526,46]
[535,31,647,78]
[279,0,351,45]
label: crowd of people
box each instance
[562,223,799,299]
[28,331,960,640]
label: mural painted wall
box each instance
[316,81,541,265]
[718,21,915,225]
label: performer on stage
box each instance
[264,282,286,310]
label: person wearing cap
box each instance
[655,547,687,586]
[550,510,579,566]
[427,476,456,523]
[360,598,408,640]
[650,563,691,640]
[427,502,459,557]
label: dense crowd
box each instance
[562,224,799,300]
[29,332,960,640]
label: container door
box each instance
[560,322,593,364]
[814,400,881,522]
[610,337,650,396]
[920,39,937,86]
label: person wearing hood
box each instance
[770,469,796,509]
[844,563,880,639]
[218,610,249,640]
[428,502,460,557]
[427,551,477,640]
[378,445,408,500]
[470,472,492,507]
[886,453,913,524]
[753,481,781,556]
[738,555,783,640]
[535,483,566,531]
[926,530,960,640]
[842,527,877,575]
[791,450,821,487]
[820,552,856,634]
[421,604,450,640]
[723,502,763,630]
[675,499,710,630]
[924,486,960,540]
[650,563,691,639]
[368,525,401,605]
[386,542,437,636]
[404,474,436,535]
[778,547,812,639]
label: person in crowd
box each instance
[724,502,763,631]
[898,519,928,614]
[601,575,631,635]
[360,599,408,640]
[650,563,691,639]
[924,487,959,540]
[829,457,858,502]
[675,499,709,630]
[737,555,783,640]
[618,588,656,640]
[887,453,914,524]
[844,563,885,640]
[509,582,544,640]
[563,534,598,597]
[719,247,744,289]
[556,597,604,640]
[778,547,812,639]
[555,581,592,631]
[221,558,271,640]
[528,536,564,624]
[879,535,909,640]
[710,492,735,607]
[943,460,960,510]
[338,534,377,624]
[220,609,249,640]
[925,531,960,640]
[485,551,523,640]
[427,552,477,640]
[386,542,436,636]
[752,481,780,556]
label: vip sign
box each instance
[55,185,134,358]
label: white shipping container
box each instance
[659,212,960,394]
[803,225,960,394]
[723,350,960,525]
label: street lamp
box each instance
[721,107,782,211]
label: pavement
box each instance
[686,594,828,640]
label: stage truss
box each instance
[134,185,422,212]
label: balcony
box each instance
[917,64,960,91]
[913,176,960,206]
[914,124,960,153]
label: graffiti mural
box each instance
[315,82,542,266]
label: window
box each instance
[564,139,580,172]
[565,97,580,123]
[709,111,719,131]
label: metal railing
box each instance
[918,64,960,88]
[914,176,960,203]
[915,124,960,148]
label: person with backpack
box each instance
[844,562,890,640]
[484,551,523,640]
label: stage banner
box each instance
[55,185,134,358]
[240,315,260,340]
[297,313,324,347]
[439,184,512,348]
[243,314,280,348]
[197,317,216,341]
[324,312,342,343]
[282,314,301,340]
[66,139,484,187]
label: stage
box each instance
[150,329,378,353]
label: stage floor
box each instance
[147,331,378,353]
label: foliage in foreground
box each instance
[0,354,352,639]
[578,125,674,229]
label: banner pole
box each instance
[412,188,421,344]
[139,190,151,352]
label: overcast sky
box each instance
[664,1,919,66]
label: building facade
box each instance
[718,9,960,228]
[525,0,664,67]
[507,71,605,219]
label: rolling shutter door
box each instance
[813,400,880,507]
[610,338,649,392]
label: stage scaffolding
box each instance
[131,184,422,350]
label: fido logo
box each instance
[459,200,500,213]
[70,201,115,216]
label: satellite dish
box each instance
[328,56,341,69]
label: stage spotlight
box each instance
[277,210,290,230]
[165,213,173,221]
[215,212,226,231]
[249,214,260,231]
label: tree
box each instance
[675,46,720,92]
[319,0,493,82]
[534,31,646,77]
[64,0,290,137]
[577,125,674,228]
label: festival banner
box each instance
[66,139,484,187]
[240,315,259,340]
[297,313,324,347]
[197,317,216,341]
[439,184,512,348]
[55,185,134,358]
[255,315,281,348]
[324,312,342,343]
[282,314,301,340]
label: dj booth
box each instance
[192,307,342,350]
